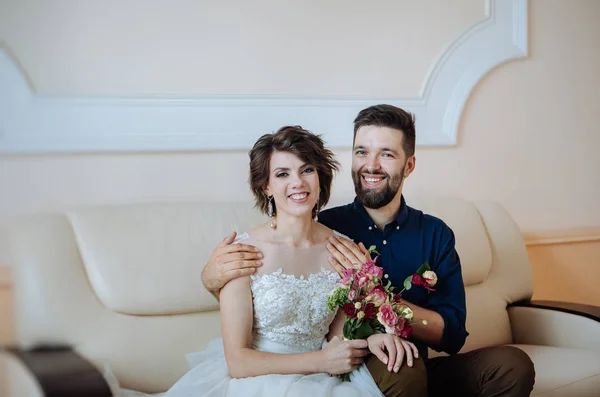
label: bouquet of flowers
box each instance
[326,246,437,372]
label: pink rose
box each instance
[376,303,398,333]
[395,318,413,339]
[362,260,384,278]
[365,285,387,307]
[370,265,384,279]
[347,289,357,301]
[355,271,371,288]
[338,268,356,286]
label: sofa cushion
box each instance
[510,344,600,396]
[67,202,266,315]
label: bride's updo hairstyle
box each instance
[249,126,340,216]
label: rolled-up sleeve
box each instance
[425,227,469,354]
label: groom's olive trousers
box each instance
[365,345,535,397]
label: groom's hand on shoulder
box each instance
[201,232,263,297]
[327,235,372,274]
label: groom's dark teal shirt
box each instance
[318,195,469,360]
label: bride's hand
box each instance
[327,236,372,274]
[320,336,369,375]
[367,334,419,372]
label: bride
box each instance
[110,125,417,397]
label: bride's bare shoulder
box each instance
[313,223,336,243]
[244,223,272,242]
[316,223,353,243]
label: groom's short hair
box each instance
[248,126,340,216]
[353,104,417,157]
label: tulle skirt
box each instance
[108,338,383,397]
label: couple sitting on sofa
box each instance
[111,104,535,397]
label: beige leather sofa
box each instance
[1,197,599,396]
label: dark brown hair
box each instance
[249,125,340,216]
[353,104,416,157]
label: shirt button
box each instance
[368,226,372,230]
[396,226,400,230]
[383,240,387,245]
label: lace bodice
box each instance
[250,267,340,352]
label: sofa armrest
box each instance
[508,300,600,351]
[511,300,600,321]
[1,350,43,397]
[2,345,112,397]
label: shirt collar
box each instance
[351,195,409,230]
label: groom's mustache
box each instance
[360,171,388,178]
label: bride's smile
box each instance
[265,150,320,221]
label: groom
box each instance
[201,104,535,397]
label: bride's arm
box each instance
[221,275,353,378]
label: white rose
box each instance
[401,306,414,320]
[423,270,438,287]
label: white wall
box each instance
[1,0,599,266]
[0,0,484,97]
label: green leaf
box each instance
[368,245,379,255]
[415,262,431,275]
[353,321,375,340]
[372,321,386,334]
[403,276,413,290]
[343,321,353,339]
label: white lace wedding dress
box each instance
[108,232,383,397]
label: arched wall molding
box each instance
[0,0,527,154]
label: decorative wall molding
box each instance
[0,0,528,154]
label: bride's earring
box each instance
[313,197,320,222]
[267,195,276,229]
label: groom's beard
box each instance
[352,166,405,209]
